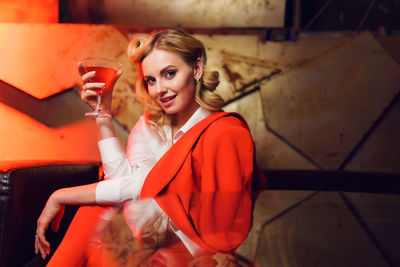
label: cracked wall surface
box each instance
[81,0,286,28]
[260,32,400,170]
[0,23,399,175]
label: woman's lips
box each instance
[160,95,176,108]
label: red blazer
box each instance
[140,111,267,252]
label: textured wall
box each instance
[69,0,286,28]
[0,0,58,23]
[0,23,399,174]
[259,32,400,170]
[0,24,139,163]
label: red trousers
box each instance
[46,205,212,266]
[47,205,117,267]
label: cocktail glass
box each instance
[78,57,123,118]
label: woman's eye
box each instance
[146,78,156,86]
[165,71,176,79]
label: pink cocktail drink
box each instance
[84,66,120,93]
[78,57,123,118]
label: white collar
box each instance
[172,107,212,142]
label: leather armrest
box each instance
[0,163,100,267]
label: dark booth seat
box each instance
[1,162,399,267]
[0,161,100,267]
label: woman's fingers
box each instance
[82,71,95,82]
[34,235,38,254]
[83,82,105,90]
[35,236,48,259]
[34,194,63,259]
[80,87,103,110]
[81,71,105,91]
[35,228,50,259]
[80,70,113,111]
[80,88,98,102]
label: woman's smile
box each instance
[142,48,202,128]
[159,94,176,107]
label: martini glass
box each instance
[78,57,123,118]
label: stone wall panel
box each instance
[224,91,317,170]
[258,34,353,72]
[344,96,400,173]
[196,34,282,103]
[237,190,316,262]
[260,32,400,169]
[343,192,400,266]
[98,0,286,28]
[1,24,399,173]
[377,36,400,65]
[256,192,387,266]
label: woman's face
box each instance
[141,48,202,124]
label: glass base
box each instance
[85,110,111,118]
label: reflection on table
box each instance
[53,189,400,266]
[90,191,254,266]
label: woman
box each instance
[35,29,266,265]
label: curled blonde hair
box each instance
[127,29,224,138]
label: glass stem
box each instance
[96,92,102,112]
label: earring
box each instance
[195,78,199,83]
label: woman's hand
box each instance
[80,71,117,114]
[34,183,97,259]
[35,191,65,259]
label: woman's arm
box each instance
[96,117,118,141]
[95,116,157,203]
[35,183,98,259]
[35,117,156,258]
[48,182,98,205]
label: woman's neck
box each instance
[171,103,200,136]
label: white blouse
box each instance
[95,107,212,256]
[95,107,212,203]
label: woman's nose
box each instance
[156,80,167,94]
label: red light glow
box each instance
[0,103,100,172]
[0,0,58,23]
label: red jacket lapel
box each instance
[140,111,232,199]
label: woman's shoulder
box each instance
[203,112,252,140]
[209,112,249,130]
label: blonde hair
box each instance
[127,29,224,138]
